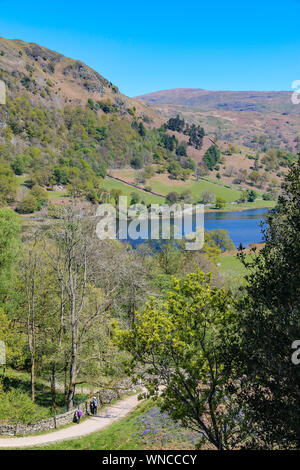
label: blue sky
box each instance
[0,0,300,96]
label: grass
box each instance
[215,200,276,212]
[217,254,247,278]
[102,178,165,205]
[217,252,254,287]
[21,399,199,450]
[25,400,154,450]
[148,178,241,203]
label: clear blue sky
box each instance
[0,0,300,96]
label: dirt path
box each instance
[0,394,140,449]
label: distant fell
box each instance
[135,88,295,114]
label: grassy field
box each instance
[109,169,242,203]
[102,178,165,205]
[207,199,276,212]
[217,252,255,287]
[146,178,241,203]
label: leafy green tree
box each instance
[235,158,300,449]
[114,270,242,450]
[215,196,226,209]
[166,115,185,133]
[166,191,179,204]
[0,389,49,427]
[205,229,235,252]
[203,145,221,171]
[0,209,20,299]
[0,161,17,206]
[30,185,48,209]
[16,194,38,213]
[247,190,257,202]
[130,192,141,205]
[238,190,249,203]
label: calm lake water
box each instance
[121,208,270,249]
[203,208,269,248]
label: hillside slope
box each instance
[0,37,158,121]
[135,88,300,154]
[135,88,295,114]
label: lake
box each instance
[203,208,269,248]
[121,207,270,249]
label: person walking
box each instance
[93,396,98,415]
[76,406,82,424]
[89,399,94,415]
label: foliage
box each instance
[215,196,226,209]
[235,157,300,449]
[203,145,221,171]
[0,388,49,425]
[16,193,38,213]
[114,270,243,450]
[0,209,20,299]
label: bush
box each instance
[0,389,49,425]
[166,191,179,204]
[16,194,38,214]
[215,196,226,209]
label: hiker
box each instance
[76,406,82,424]
[89,399,94,415]
[93,396,98,415]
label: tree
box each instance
[130,192,141,205]
[138,122,146,137]
[166,191,179,204]
[247,190,257,202]
[238,190,249,203]
[205,229,235,252]
[50,205,123,410]
[16,194,38,214]
[203,145,221,171]
[166,115,185,133]
[176,142,187,157]
[0,209,20,300]
[180,189,193,203]
[235,158,300,449]
[18,237,52,401]
[215,196,226,209]
[30,185,48,209]
[0,161,17,206]
[201,190,216,204]
[248,170,260,185]
[114,270,242,450]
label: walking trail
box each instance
[0,393,140,449]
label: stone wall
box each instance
[0,378,137,436]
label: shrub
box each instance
[215,196,226,209]
[16,194,38,214]
[0,389,49,425]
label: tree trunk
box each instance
[30,356,35,402]
[67,355,77,410]
[51,363,56,409]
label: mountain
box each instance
[0,36,159,121]
[135,88,300,154]
[0,38,200,211]
[135,88,296,114]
